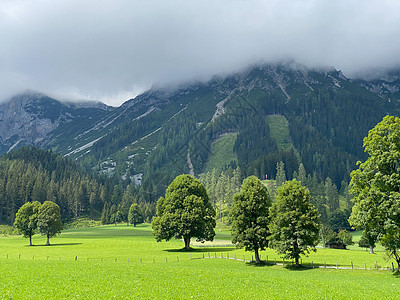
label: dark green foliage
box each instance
[128,203,143,226]
[324,228,353,249]
[37,201,63,246]
[275,161,287,187]
[0,147,110,224]
[230,176,271,263]
[328,210,351,232]
[269,180,320,266]
[349,115,400,269]
[152,174,216,250]
[358,230,377,253]
[13,201,41,246]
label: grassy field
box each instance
[1,224,400,299]
[204,133,238,173]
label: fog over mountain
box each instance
[1,0,399,106]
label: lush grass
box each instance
[1,224,399,299]
[266,115,293,151]
[266,115,301,160]
[204,133,238,173]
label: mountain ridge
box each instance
[0,62,398,201]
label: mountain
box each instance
[0,92,114,154]
[353,68,400,102]
[0,62,398,202]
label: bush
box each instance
[0,225,20,236]
[64,217,101,229]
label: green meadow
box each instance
[1,224,400,299]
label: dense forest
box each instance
[0,147,155,225]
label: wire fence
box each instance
[1,252,397,272]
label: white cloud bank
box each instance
[0,0,399,106]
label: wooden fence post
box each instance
[351,261,353,269]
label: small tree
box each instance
[13,201,41,246]
[152,174,216,250]
[358,229,377,253]
[128,203,143,227]
[230,176,271,264]
[269,180,320,266]
[37,201,63,246]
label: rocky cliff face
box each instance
[354,69,400,101]
[0,92,112,153]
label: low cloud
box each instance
[1,0,399,106]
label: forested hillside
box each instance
[0,147,155,225]
[1,62,399,224]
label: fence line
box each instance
[1,253,397,272]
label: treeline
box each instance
[0,147,155,226]
[198,167,241,223]
[198,161,352,240]
[0,147,106,224]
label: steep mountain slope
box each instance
[354,68,400,102]
[0,62,398,202]
[72,62,398,201]
[0,92,113,154]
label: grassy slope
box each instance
[266,115,301,160]
[1,225,399,299]
[204,133,238,173]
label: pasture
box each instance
[1,224,399,299]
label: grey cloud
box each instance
[0,0,399,106]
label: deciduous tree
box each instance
[152,174,216,250]
[230,176,271,263]
[13,201,41,246]
[269,180,320,266]
[349,115,400,269]
[37,201,63,246]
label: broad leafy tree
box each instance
[269,180,320,266]
[37,201,63,246]
[13,201,41,246]
[152,174,216,250]
[349,115,400,269]
[230,176,271,263]
[128,203,142,227]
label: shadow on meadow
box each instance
[27,242,83,247]
[164,247,236,253]
[246,261,313,271]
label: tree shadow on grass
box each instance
[283,265,314,271]
[245,261,276,268]
[28,243,83,247]
[165,247,236,253]
[245,261,314,270]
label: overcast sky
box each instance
[1,0,399,106]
